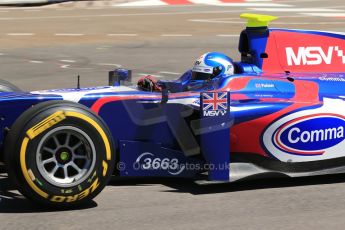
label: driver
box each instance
[137,52,235,92]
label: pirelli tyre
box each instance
[4,100,115,208]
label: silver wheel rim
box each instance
[36,126,96,188]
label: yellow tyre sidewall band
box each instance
[20,110,112,199]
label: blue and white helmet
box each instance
[192,52,234,80]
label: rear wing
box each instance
[239,13,345,74]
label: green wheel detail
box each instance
[60,152,69,161]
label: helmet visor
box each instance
[192,71,211,81]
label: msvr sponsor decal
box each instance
[201,92,229,117]
[203,110,227,116]
[286,46,345,66]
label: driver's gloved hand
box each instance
[137,75,162,92]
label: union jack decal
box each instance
[202,92,228,111]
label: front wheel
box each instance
[4,101,115,208]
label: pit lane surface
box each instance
[1,0,345,229]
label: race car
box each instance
[1,13,345,208]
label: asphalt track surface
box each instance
[1,0,345,229]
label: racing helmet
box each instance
[192,52,234,81]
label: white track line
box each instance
[97,63,122,67]
[55,33,84,36]
[60,64,70,69]
[248,8,344,12]
[159,71,181,75]
[60,59,76,63]
[138,73,164,78]
[29,60,43,64]
[302,13,345,17]
[138,73,159,77]
[6,33,34,36]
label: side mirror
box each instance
[260,53,268,58]
[109,69,132,86]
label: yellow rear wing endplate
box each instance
[240,13,278,28]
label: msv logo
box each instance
[273,114,345,155]
[202,92,228,117]
[285,46,345,66]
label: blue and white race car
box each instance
[2,13,345,208]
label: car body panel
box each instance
[2,17,345,182]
